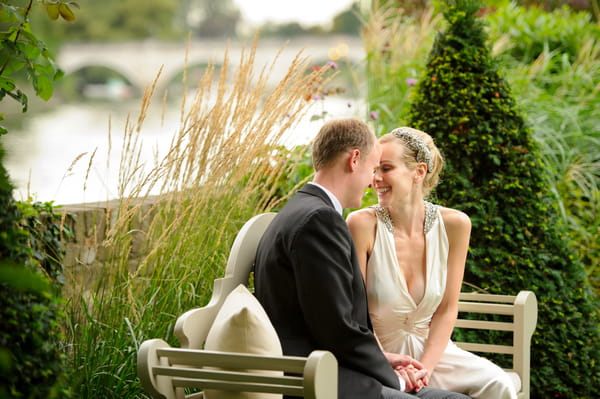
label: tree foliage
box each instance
[29,0,181,43]
[0,0,68,134]
[406,0,599,396]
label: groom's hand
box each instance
[395,365,428,392]
[383,353,428,392]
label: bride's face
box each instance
[372,141,417,207]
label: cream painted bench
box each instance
[455,291,538,399]
[137,212,338,399]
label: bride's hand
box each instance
[384,352,425,370]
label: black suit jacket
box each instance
[254,183,400,399]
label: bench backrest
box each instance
[455,291,537,399]
[174,212,277,349]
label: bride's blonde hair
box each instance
[380,126,444,197]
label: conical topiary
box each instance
[405,0,599,397]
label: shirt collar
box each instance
[308,182,343,215]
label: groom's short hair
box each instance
[312,118,375,171]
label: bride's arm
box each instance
[419,207,471,380]
[347,210,390,352]
[346,209,376,283]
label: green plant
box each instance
[362,1,443,135]
[0,192,72,398]
[0,0,77,133]
[503,39,600,293]
[1,2,76,398]
[485,0,599,65]
[403,0,599,396]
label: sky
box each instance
[233,0,357,26]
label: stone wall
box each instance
[61,197,156,294]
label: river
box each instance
[3,94,366,206]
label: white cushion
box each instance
[204,284,283,399]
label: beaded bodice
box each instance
[371,201,439,235]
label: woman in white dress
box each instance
[347,127,517,398]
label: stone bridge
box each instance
[56,35,364,93]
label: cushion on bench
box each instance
[204,284,283,399]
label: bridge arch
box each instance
[56,37,364,94]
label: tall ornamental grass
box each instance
[505,40,600,291]
[361,1,443,134]
[63,40,330,398]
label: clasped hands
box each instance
[385,353,429,393]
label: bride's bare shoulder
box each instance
[346,207,377,230]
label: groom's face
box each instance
[350,141,381,208]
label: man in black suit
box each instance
[254,118,470,399]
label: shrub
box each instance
[0,150,71,398]
[405,0,599,397]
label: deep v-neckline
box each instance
[373,203,438,307]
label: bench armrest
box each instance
[138,338,338,399]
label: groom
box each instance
[254,118,469,399]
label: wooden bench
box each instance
[137,212,537,399]
[137,212,338,399]
[455,291,538,399]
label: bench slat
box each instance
[459,293,516,303]
[454,342,515,355]
[455,319,515,331]
[172,378,305,396]
[154,366,303,386]
[458,302,515,315]
[156,348,307,374]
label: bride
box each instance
[347,127,517,398]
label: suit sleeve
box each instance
[289,207,400,389]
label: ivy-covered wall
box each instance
[405,1,599,397]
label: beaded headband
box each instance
[390,127,433,173]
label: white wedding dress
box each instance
[366,203,518,399]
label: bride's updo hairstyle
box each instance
[380,126,444,197]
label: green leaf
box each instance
[34,74,53,101]
[53,68,64,81]
[34,62,54,76]
[0,262,50,293]
[0,76,16,91]
[20,42,42,60]
[0,4,24,24]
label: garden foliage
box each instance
[486,0,600,292]
[1,2,75,397]
[404,0,599,397]
[485,0,600,66]
[0,157,71,398]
